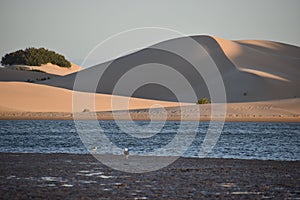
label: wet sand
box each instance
[0,153,299,199]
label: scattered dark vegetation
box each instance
[29,69,46,73]
[26,77,50,83]
[13,66,46,73]
[1,47,71,68]
[197,97,211,104]
[36,77,51,81]
[26,79,35,83]
[14,66,28,71]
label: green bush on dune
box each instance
[197,97,211,104]
[1,47,71,68]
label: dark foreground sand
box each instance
[0,153,299,199]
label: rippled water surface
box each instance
[0,120,299,160]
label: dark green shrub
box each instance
[1,47,71,68]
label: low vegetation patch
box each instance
[26,76,51,83]
[197,97,211,104]
[29,69,46,73]
[14,66,28,71]
[11,66,46,73]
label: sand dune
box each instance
[0,67,59,82]
[213,36,300,81]
[41,35,300,103]
[0,82,186,112]
[4,63,81,76]
[0,35,299,120]
[27,63,82,76]
[235,40,300,58]
[0,63,81,83]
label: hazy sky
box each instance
[1,0,299,66]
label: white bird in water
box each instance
[124,148,129,159]
[91,147,97,153]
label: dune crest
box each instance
[212,36,300,81]
[28,63,82,76]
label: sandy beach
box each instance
[0,98,299,122]
[0,153,299,199]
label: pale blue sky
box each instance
[0,0,299,66]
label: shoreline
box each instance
[0,111,299,122]
[1,152,299,199]
[1,152,299,162]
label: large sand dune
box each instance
[0,35,299,120]
[42,35,300,103]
